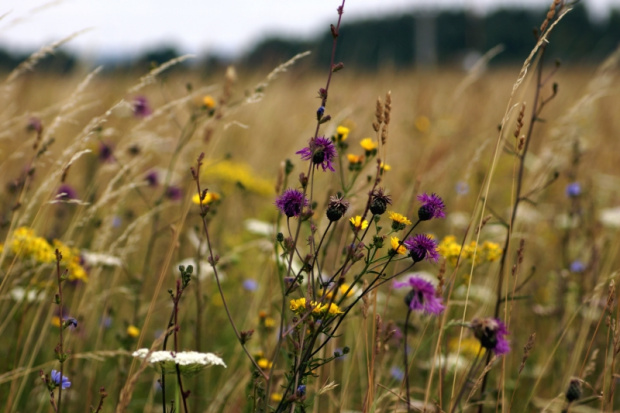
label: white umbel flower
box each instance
[132,349,226,376]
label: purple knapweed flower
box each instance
[57,184,77,200]
[566,182,581,198]
[296,136,337,172]
[145,170,159,187]
[51,369,71,389]
[471,317,510,355]
[393,276,444,315]
[98,142,114,162]
[165,186,183,201]
[133,96,152,118]
[404,234,440,262]
[27,117,43,133]
[417,193,446,221]
[275,189,309,218]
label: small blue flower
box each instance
[296,384,306,396]
[570,260,585,273]
[566,182,581,198]
[51,370,71,389]
[456,181,469,195]
[316,106,325,121]
[390,366,405,381]
[243,279,258,292]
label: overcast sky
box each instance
[1,0,618,58]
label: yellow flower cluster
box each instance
[9,227,56,264]
[53,240,88,282]
[4,227,88,282]
[289,298,343,317]
[202,160,274,196]
[324,283,354,300]
[437,236,502,266]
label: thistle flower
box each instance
[133,96,152,117]
[98,142,114,162]
[417,193,446,221]
[326,195,350,222]
[393,276,444,315]
[145,170,159,187]
[57,184,77,200]
[404,234,439,262]
[51,370,71,389]
[132,349,227,376]
[470,317,511,355]
[369,188,392,215]
[165,186,183,201]
[275,189,309,218]
[296,136,337,172]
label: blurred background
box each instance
[1,0,620,74]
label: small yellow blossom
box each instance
[271,393,283,402]
[127,325,140,338]
[326,283,355,299]
[203,95,216,109]
[257,358,273,369]
[192,192,221,205]
[263,317,276,328]
[10,227,56,264]
[51,316,62,328]
[380,162,391,172]
[388,211,412,226]
[360,138,378,151]
[414,115,431,133]
[449,337,484,358]
[326,303,343,315]
[336,125,350,141]
[290,298,307,313]
[390,237,407,255]
[53,240,88,282]
[347,154,364,164]
[350,216,368,231]
[481,241,502,262]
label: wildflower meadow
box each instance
[1,0,620,412]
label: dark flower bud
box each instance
[565,378,582,403]
[319,114,331,124]
[240,330,254,345]
[369,188,392,215]
[317,106,325,121]
[326,195,350,222]
[332,62,344,72]
[276,232,284,242]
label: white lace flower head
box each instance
[132,349,226,376]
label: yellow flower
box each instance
[326,303,343,316]
[360,138,378,151]
[203,95,216,109]
[192,192,221,205]
[53,240,88,282]
[127,325,140,338]
[325,283,354,299]
[438,236,461,267]
[380,162,391,172]
[257,358,273,369]
[449,337,484,358]
[263,317,276,328]
[481,241,502,262]
[290,298,307,313]
[202,160,274,196]
[347,154,364,164]
[271,393,283,402]
[349,216,368,231]
[336,125,350,141]
[388,211,411,226]
[414,115,431,133]
[390,237,407,255]
[10,227,56,264]
[51,316,62,328]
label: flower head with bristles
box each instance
[275,189,309,218]
[404,234,439,263]
[393,276,444,315]
[417,193,446,221]
[296,136,337,172]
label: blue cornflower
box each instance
[570,260,585,273]
[566,182,581,198]
[243,279,258,292]
[51,370,71,389]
